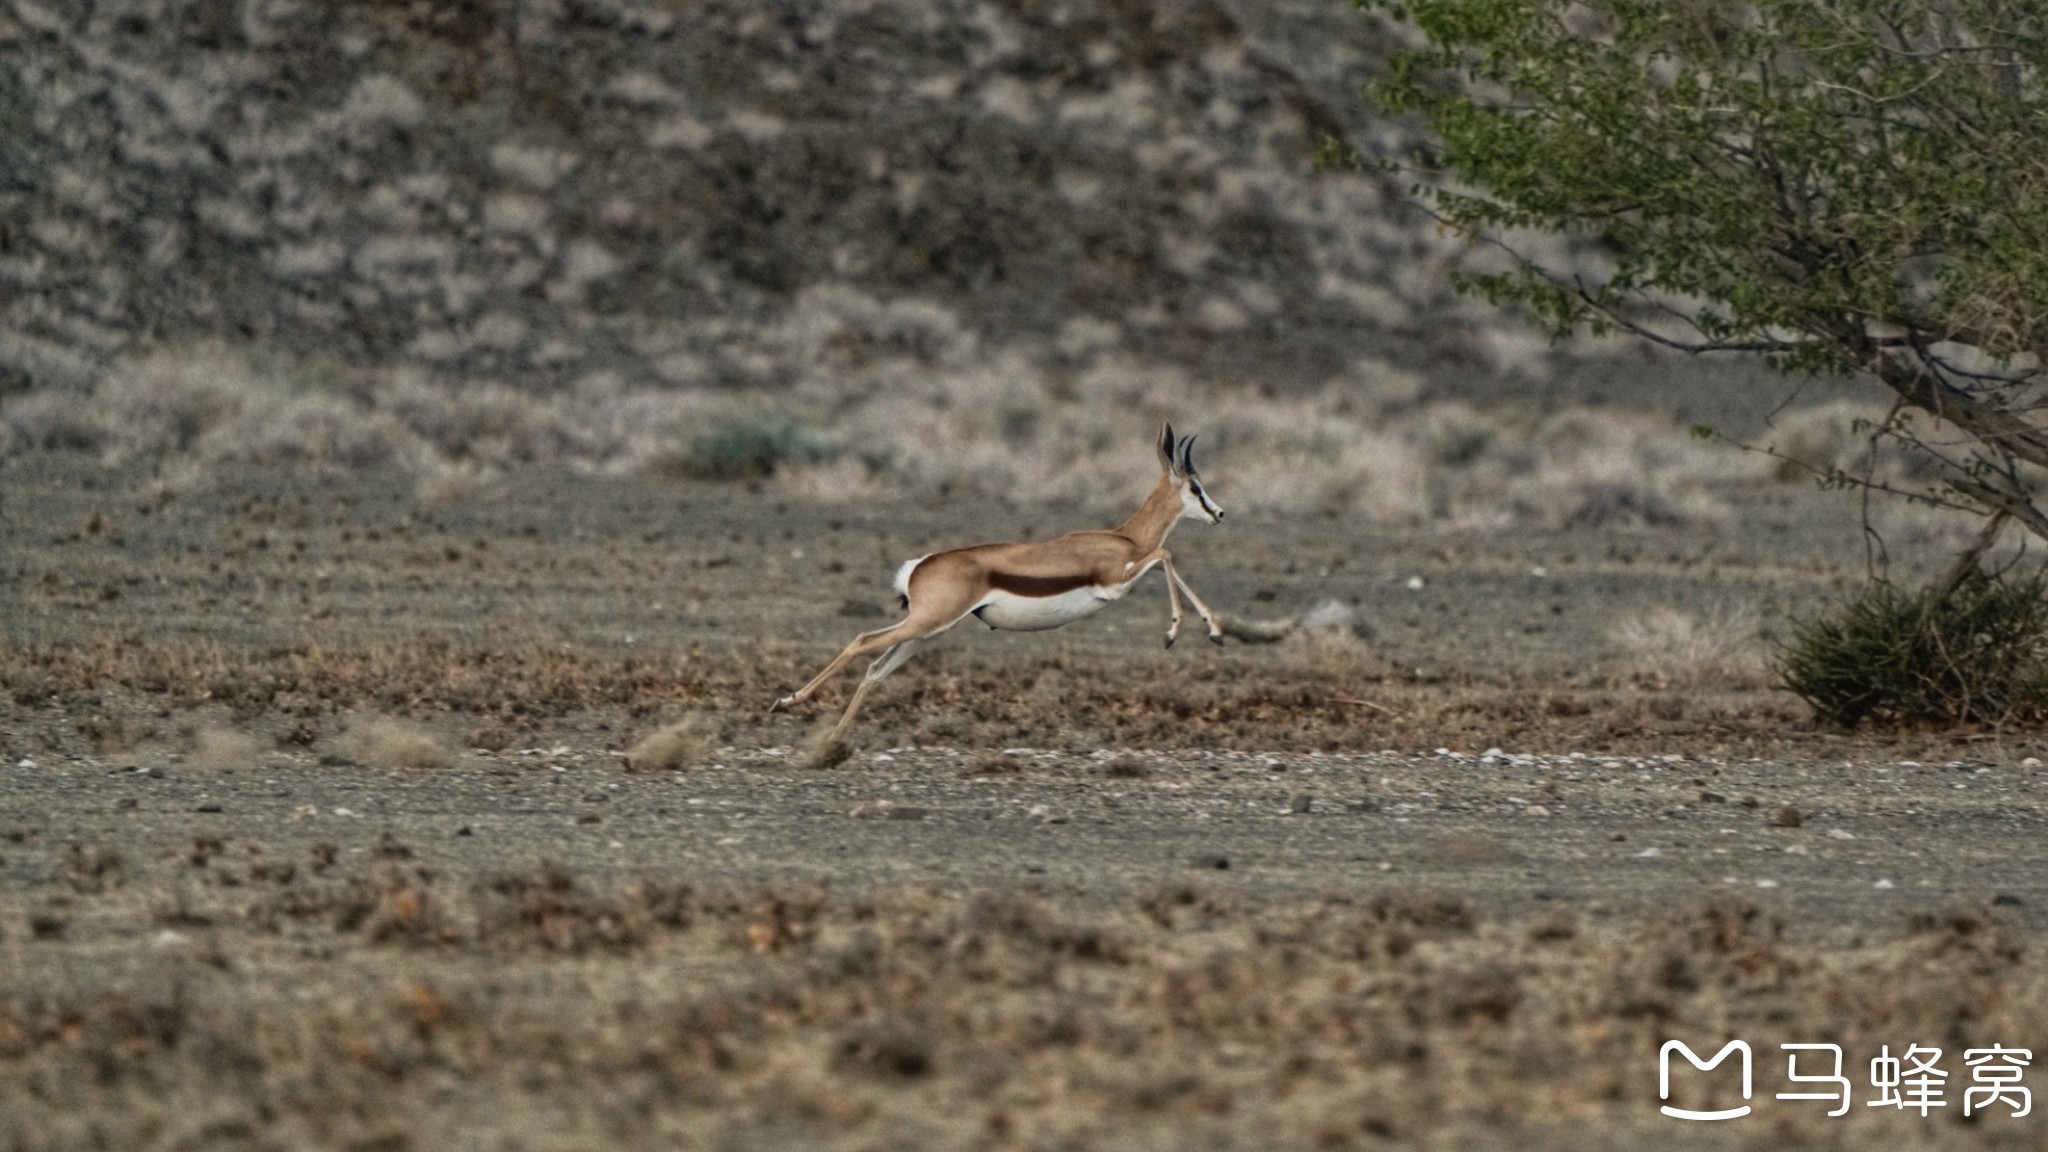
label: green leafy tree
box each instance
[1355,0,2048,541]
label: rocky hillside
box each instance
[0,0,1529,396]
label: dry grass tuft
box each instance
[338,716,455,769]
[1607,603,1765,689]
[624,715,711,771]
[188,726,261,772]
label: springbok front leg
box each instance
[1133,547,1187,648]
[1163,558,1223,645]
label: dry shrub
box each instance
[624,715,710,771]
[1607,602,1764,688]
[338,716,454,769]
[188,726,261,772]
[1779,567,2048,726]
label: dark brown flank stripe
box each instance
[985,570,1097,598]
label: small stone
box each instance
[153,930,188,949]
[1189,852,1230,870]
[1290,794,1314,814]
[1637,847,1661,859]
[16,759,35,770]
[1525,804,1550,817]
[1770,806,1803,828]
[2022,758,2042,768]
[195,804,222,813]
[455,825,473,837]
[1699,790,1726,803]
[887,806,928,821]
[1874,879,1895,890]
[1756,878,1780,889]
[1826,829,1856,841]
[1993,893,2025,906]
[1346,799,1381,813]
[116,797,137,810]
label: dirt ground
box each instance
[4,456,2048,1150]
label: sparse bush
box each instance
[675,418,831,481]
[1777,567,2048,726]
[1608,603,1763,688]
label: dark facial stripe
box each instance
[987,571,1096,597]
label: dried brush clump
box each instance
[624,715,711,771]
[1778,566,2048,726]
[1607,602,1765,689]
[337,716,454,769]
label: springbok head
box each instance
[1155,421,1223,524]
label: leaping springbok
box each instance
[769,422,1226,741]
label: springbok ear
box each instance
[1179,434,1198,476]
[1156,422,1177,473]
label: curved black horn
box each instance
[1179,434,1197,474]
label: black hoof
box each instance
[1164,634,1177,649]
[1208,633,1225,647]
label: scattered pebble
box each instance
[1826,829,1855,840]
[1770,806,1803,828]
[2022,758,2042,768]
[1524,805,1550,817]
[1289,794,1313,814]
[1874,879,1895,890]
[16,759,35,770]
[1189,852,1230,870]
[1405,576,1425,590]
[1993,893,2025,907]
[1636,847,1661,859]
[1756,879,1780,889]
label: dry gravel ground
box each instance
[4,457,2048,1150]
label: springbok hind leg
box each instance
[827,637,926,740]
[770,572,980,717]
[768,622,913,714]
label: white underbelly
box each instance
[973,586,1109,631]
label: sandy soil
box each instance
[3,457,2046,1150]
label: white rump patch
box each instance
[893,554,931,603]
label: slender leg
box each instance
[769,621,922,714]
[827,638,925,740]
[1164,559,1223,644]
[1161,560,1186,648]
